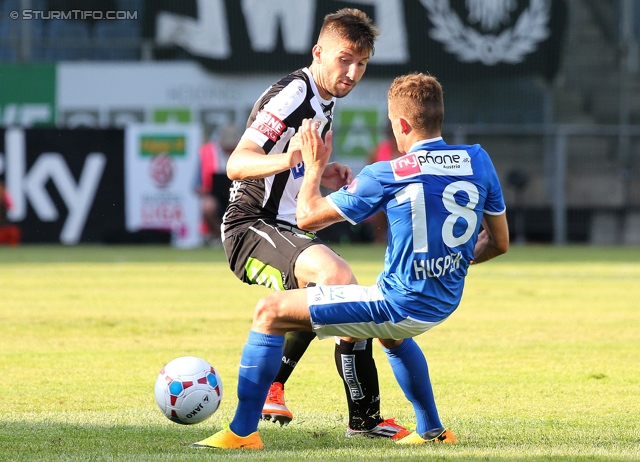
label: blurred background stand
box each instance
[507,169,530,246]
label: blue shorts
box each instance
[307,284,445,340]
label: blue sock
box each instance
[229,330,285,437]
[383,338,442,434]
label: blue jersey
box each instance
[326,137,505,321]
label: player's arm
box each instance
[226,137,302,181]
[297,119,344,232]
[472,213,509,264]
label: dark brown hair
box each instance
[318,8,379,55]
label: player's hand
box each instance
[286,131,303,167]
[321,162,354,190]
[299,118,332,168]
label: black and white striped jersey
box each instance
[222,67,335,236]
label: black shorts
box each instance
[223,219,325,290]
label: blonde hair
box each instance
[318,8,379,56]
[388,73,444,134]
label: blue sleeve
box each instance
[327,165,385,224]
[481,154,506,215]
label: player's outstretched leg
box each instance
[337,338,410,440]
[383,338,457,444]
[262,330,317,425]
[192,331,283,450]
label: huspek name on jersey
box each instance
[251,110,286,142]
[391,150,473,180]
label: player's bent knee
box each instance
[252,296,278,333]
[320,258,355,285]
[297,245,357,286]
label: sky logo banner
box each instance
[2,128,125,244]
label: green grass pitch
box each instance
[1,244,639,461]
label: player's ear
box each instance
[399,117,411,135]
[312,44,322,63]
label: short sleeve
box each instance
[326,166,385,224]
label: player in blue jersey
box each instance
[191,72,509,449]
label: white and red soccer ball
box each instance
[154,356,223,425]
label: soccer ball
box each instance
[154,356,223,425]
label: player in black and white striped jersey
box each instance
[218,8,409,441]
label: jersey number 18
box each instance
[395,181,479,253]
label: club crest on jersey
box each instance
[391,150,473,179]
[252,111,286,142]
